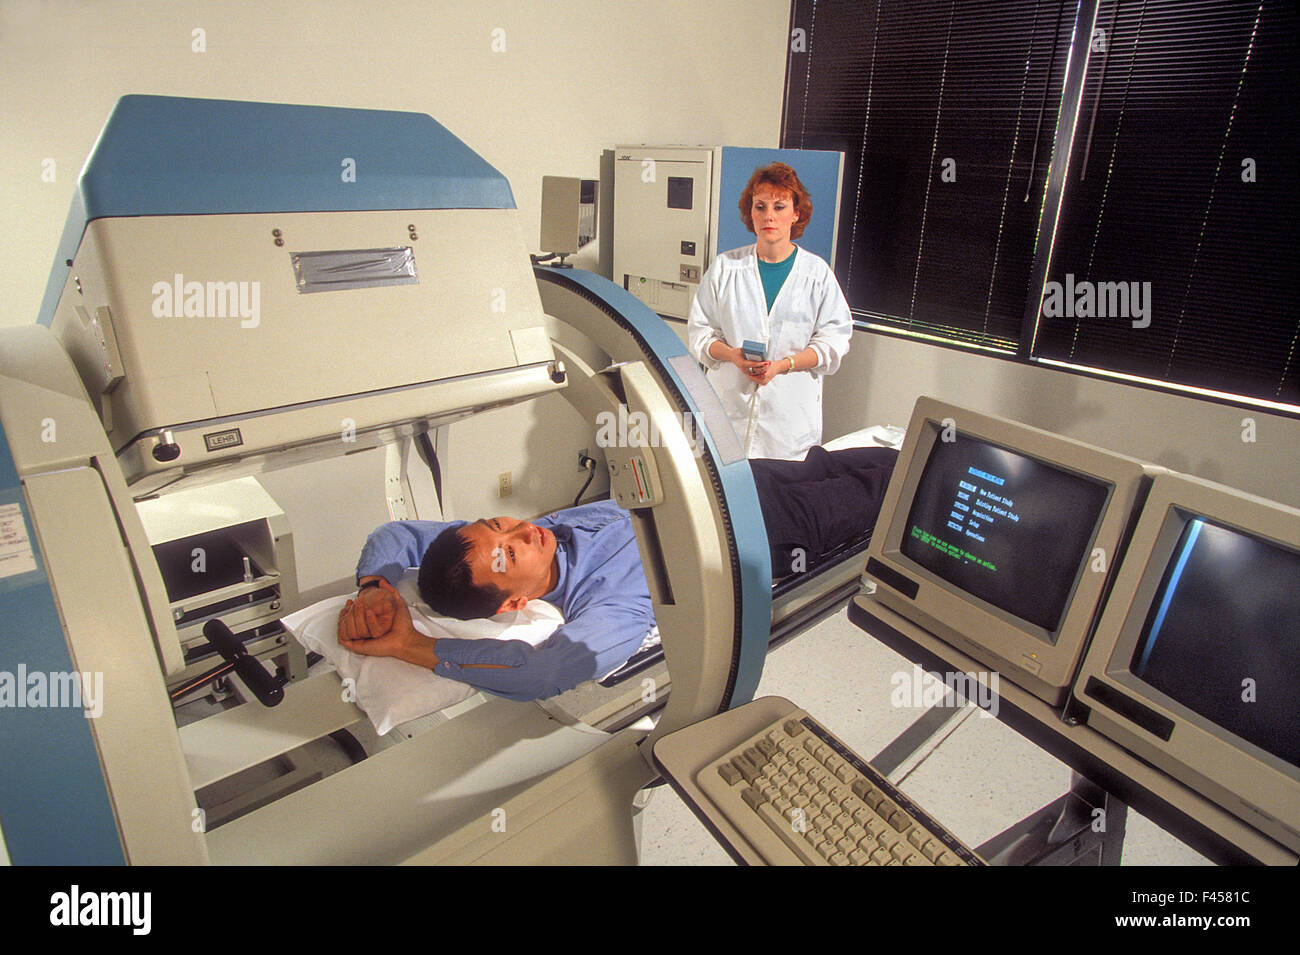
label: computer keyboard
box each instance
[696,708,985,866]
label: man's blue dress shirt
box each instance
[355,500,655,701]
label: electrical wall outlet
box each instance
[577,448,590,470]
[498,471,512,497]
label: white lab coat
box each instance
[688,244,852,460]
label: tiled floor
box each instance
[638,609,1210,866]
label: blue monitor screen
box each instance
[900,432,1110,635]
[1131,518,1300,770]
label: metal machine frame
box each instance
[0,96,776,865]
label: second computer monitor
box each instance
[1073,472,1300,853]
[863,397,1156,706]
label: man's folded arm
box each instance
[355,519,461,586]
[433,608,655,701]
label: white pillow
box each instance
[282,572,564,735]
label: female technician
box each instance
[687,162,852,460]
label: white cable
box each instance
[743,383,759,452]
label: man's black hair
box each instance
[418,525,510,620]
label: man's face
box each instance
[459,516,558,612]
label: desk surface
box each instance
[848,593,1297,866]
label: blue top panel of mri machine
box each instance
[38,95,516,326]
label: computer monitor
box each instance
[1073,472,1300,853]
[863,397,1157,706]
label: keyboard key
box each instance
[718,763,741,785]
[754,802,821,865]
[888,810,912,833]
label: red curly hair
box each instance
[738,162,812,240]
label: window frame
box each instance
[780,0,1300,419]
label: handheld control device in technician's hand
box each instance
[741,340,767,362]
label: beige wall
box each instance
[0,0,791,592]
[1,0,789,325]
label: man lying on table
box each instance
[338,446,898,701]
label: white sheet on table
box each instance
[822,423,906,452]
